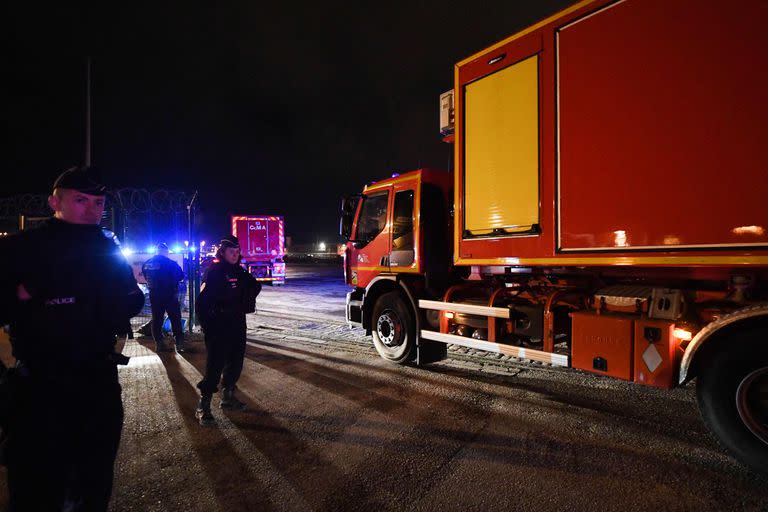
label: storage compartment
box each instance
[633,319,680,389]
[570,311,634,380]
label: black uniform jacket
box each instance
[141,254,183,295]
[0,218,144,371]
[196,261,259,330]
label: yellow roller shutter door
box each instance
[464,55,539,236]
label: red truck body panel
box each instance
[558,0,768,252]
[453,0,768,268]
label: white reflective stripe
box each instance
[419,299,511,319]
[420,329,569,367]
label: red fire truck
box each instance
[340,0,768,473]
[231,215,286,285]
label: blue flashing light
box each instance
[189,246,196,253]
[147,245,157,254]
[171,245,182,253]
[121,247,134,257]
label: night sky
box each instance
[5,1,573,245]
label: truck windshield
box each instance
[355,191,389,244]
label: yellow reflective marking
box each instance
[454,256,768,266]
[364,175,419,192]
[352,266,420,273]
[456,0,598,67]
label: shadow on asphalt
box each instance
[240,340,768,486]
[250,339,708,442]
[145,342,278,512]
[143,336,767,511]
[152,340,362,511]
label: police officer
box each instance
[142,243,187,353]
[195,235,260,426]
[1,166,144,511]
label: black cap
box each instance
[220,235,240,249]
[52,166,107,195]
[156,243,169,252]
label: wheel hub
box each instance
[736,366,768,446]
[377,310,402,347]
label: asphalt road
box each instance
[0,264,766,511]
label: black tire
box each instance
[696,331,768,474]
[371,291,416,364]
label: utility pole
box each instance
[85,56,92,167]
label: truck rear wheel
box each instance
[696,331,768,474]
[371,291,416,364]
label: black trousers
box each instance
[149,290,183,343]
[6,365,123,512]
[197,316,247,395]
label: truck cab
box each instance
[341,169,452,343]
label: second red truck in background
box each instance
[231,215,286,285]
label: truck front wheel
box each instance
[371,291,416,364]
[696,331,768,474]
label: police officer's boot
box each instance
[175,336,190,354]
[156,338,174,353]
[195,394,215,426]
[220,387,245,410]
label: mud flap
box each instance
[416,339,447,365]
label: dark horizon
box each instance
[5,1,574,245]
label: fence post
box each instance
[187,191,198,333]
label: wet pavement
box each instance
[0,264,766,511]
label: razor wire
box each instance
[109,189,195,214]
[0,194,52,218]
[0,189,195,218]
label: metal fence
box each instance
[116,188,199,338]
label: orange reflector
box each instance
[673,328,693,341]
[444,312,455,319]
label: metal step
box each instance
[420,329,569,367]
[419,299,510,318]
